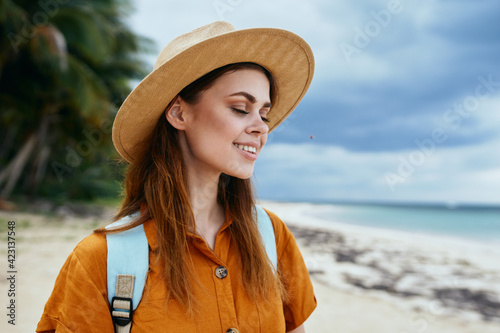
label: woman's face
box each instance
[169,69,271,180]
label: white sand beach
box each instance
[1,201,500,332]
[261,200,500,332]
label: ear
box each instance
[165,96,188,130]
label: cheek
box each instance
[262,134,268,146]
[188,114,236,151]
[207,119,236,145]
[207,115,241,142]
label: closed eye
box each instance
[232,108,270,123]
[232,107,248,115]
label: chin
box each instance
[229,173,253,180]
[222,161,255,180]
[226,168,254,180]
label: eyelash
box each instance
[232,108,270,123]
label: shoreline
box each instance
[261,200,500,247]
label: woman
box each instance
[37,21,316,332]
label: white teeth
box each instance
[234,144,257,154]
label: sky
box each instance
[128,0,500,205]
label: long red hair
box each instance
[96,63,286,313]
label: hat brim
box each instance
[112,27,314,163]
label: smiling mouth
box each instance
[233,143,257,154]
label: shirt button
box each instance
[215,266,228,279]
[226,329,239,333]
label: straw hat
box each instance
[112,21,315,163]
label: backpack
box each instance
[105,205,276,333]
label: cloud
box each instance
[270,78,500,151]
[271,0,500,152]
[254,141,500,204]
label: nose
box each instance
[247,112,269,135]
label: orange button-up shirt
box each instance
[36,208,316,332]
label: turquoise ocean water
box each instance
[305,202,500,243]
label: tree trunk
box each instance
[0,126,17,161]
[34,145,51,191]
[0,133,37,198]
[24,114,52,196]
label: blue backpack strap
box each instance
[106,212,149,331]
[255,205,277,269]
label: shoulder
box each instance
[260,207,296,257]
[260,207,317,329]
[72,232,107,262]
[36,232,114,332]
[66,232,108,287]
[55,232,109,301]
[261,207,286,233]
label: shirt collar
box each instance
[142,209,234,251]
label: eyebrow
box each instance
[228,91,272,108]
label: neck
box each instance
[186,171,225,233]
[177,131,225,241]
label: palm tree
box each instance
[0,0,153,200]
